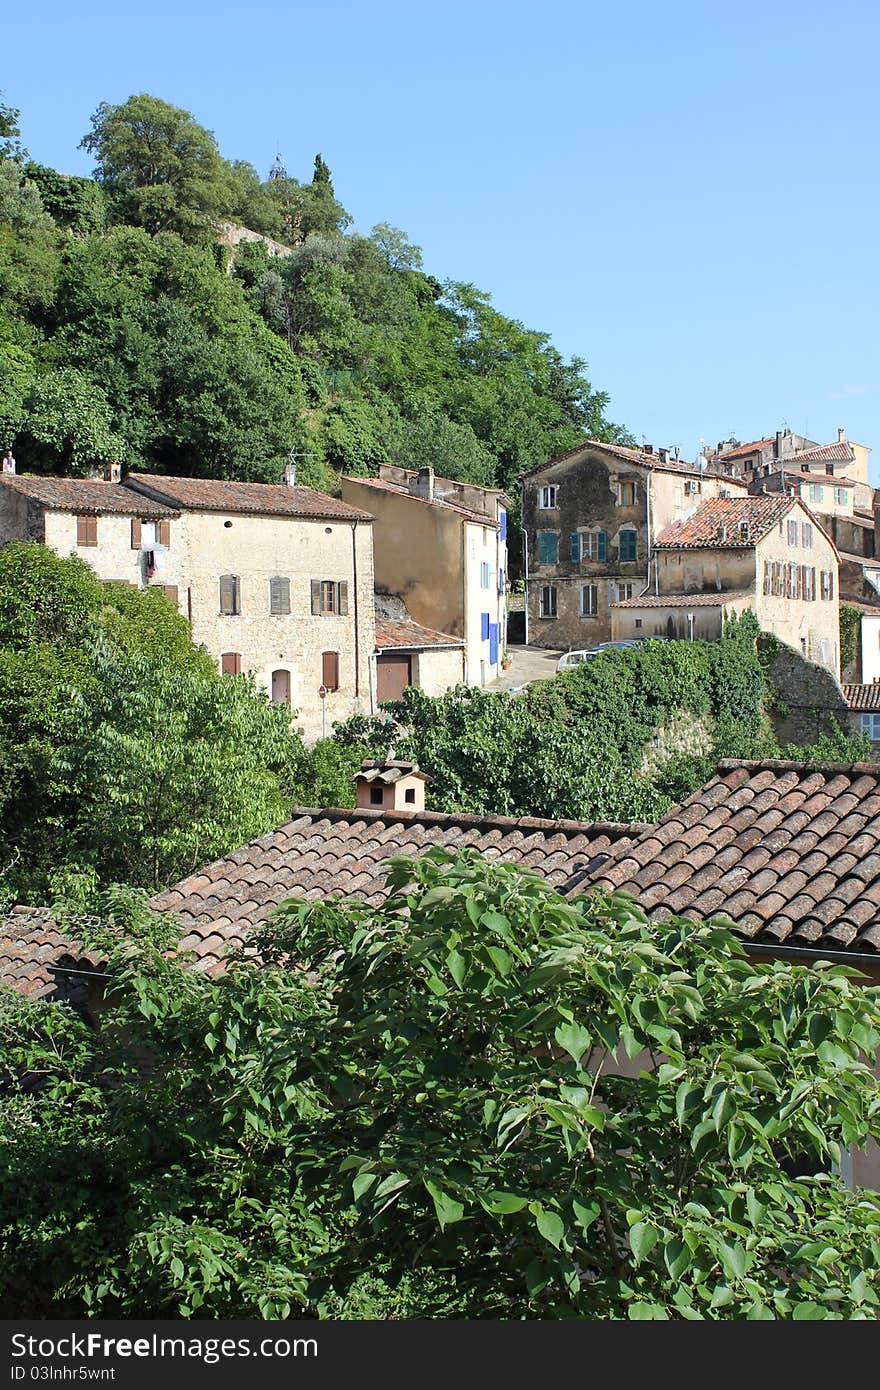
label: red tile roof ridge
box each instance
[518,439,743,484]
[274,805,650,838]
[0,474,180,518]
[656,494,795,548]
[124,473,373,522]
[715,757,880,775]
[375,617,465,650]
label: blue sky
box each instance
[5,0,879,474]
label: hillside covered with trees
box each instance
[0,90,628,505]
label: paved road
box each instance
[488,644,565,693]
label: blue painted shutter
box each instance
[498,566,504,594]
[499,510,507,540]
[597,531,607,562]
[538,532,559,564]
[570,532,581,562]
[489,623,499,666]
[620,531,637,562]
[481,611,490,640]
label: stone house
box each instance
[520,440,747,649]
[0,468,377,741]
[610,493,841,674]
[713,428,873,513]
[341,465,509,687]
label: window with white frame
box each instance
[834,487,848,506]
[787,519,799,546]
[801,523,813,549]
[616,582,633,602]
[862,713,880,741]
[820,570,834,601]
[617,479,637,507]
[580,584,598,616]
[539,485,559,509]
[539,584,557,617]
[808,483,825,504]
[479,560,491,588]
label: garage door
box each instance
[377,653,412,703]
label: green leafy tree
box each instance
[2,854,879,1318]
[0,92,26,162]
[79,94,235,240]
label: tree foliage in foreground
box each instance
[2,853,878,1319]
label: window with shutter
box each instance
[320,580,337,614]
[221,652,241,676]
[322,651,339,690]
[580,584,598,616]
[76,515,97,547]
[499,510,507,540]
[481,612,490,640]
[498,566,505,594]
[158,520,171,547]
[338,581,349,616]
[162,585,178,606]
[596,531,608,562]
[570,532,582,563]
[537,532,559,565]
[539,585,557,618]
[130,518,142,549]
[618,530,638,563]
[219,574,240,615]
[269,576,291,615]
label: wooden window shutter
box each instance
[77,514,97,547]
[270,577,290,615]
[158,520,171,547]
[338,581,349,616]
[131,518,142,549]
[221,652,241,676]
[219,574,239,615]
[162,585,178,606]
[597,531,608,562]
[322,650,339,689]
[570,532,581,562]
[311,579,322,614]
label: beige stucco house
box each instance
[0,468,377,741]
[520,440,748,650]
[610,493,841,674]
[341,464,508,688]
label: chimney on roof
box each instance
[643,443,653,455]
[408,466,435,502]
[838,427,846,443]
[354,759,430,813]
[102,462,121,484]
[280,461,297,487]
[658,447,669,464]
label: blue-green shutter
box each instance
[597,531,607,562]
[619,531,637,563]
[538,532,558,564]
[570,532,581,562]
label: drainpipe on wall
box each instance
[645,471,653,595]
[520,479,529,646]
[350,522,360,697]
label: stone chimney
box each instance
[838,427,846,443]
[280,462,297,487]
[354,759,430,812]
[408,467,435,502]
[658,447,669,464]
[103,462,122,483]
[643,443,654,455]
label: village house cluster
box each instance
[520,426,880,745]
[0,461,509,740]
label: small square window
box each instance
[539,485,559,509]
[370,787,383,805]
[405,787,416,804]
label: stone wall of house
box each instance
[412,646,466,695]
[0,486,32,547]
[639,711,714,780]
[178,510,375,741]
[765,643,849,745]
[217,221,294,263]
[43,511,182,589]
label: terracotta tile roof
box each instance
[843,685,880,711]
[611,591,752,609]
[586,759,880,955]
[519,440,744,486]
[715,438,776,459]
[0,907,104,999]
[123,473,372,522]
[782,471,856,488]
[0,812,644,994]
[344,476,500,527]
[656,495,795,549]
[146,809,643,971]
[376,618,465,650]
[790,441,856,465]
[840,596,880,615]
[0,475,179,518]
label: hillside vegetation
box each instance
[0,90,628,504]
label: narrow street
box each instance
[487,644,565,693]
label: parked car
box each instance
[555,637,668,673]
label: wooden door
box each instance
[377,653,411,704]
[271,669,291,705]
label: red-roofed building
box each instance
[518,439,747,649]
[609,494,840,670]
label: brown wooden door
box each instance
[377,653,412,703]
[271,669,291,705]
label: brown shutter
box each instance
[270,577,290,615]
[221,652,241,676]
[219,574,238,615]
[131,518,142,549]
[310,579,322,615]
[162,585,178,606]
[77,514,97,547]
[322,651,339,690]
[158,519,171,547]
[338,581,349,617]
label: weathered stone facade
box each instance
[765,644,849,745]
